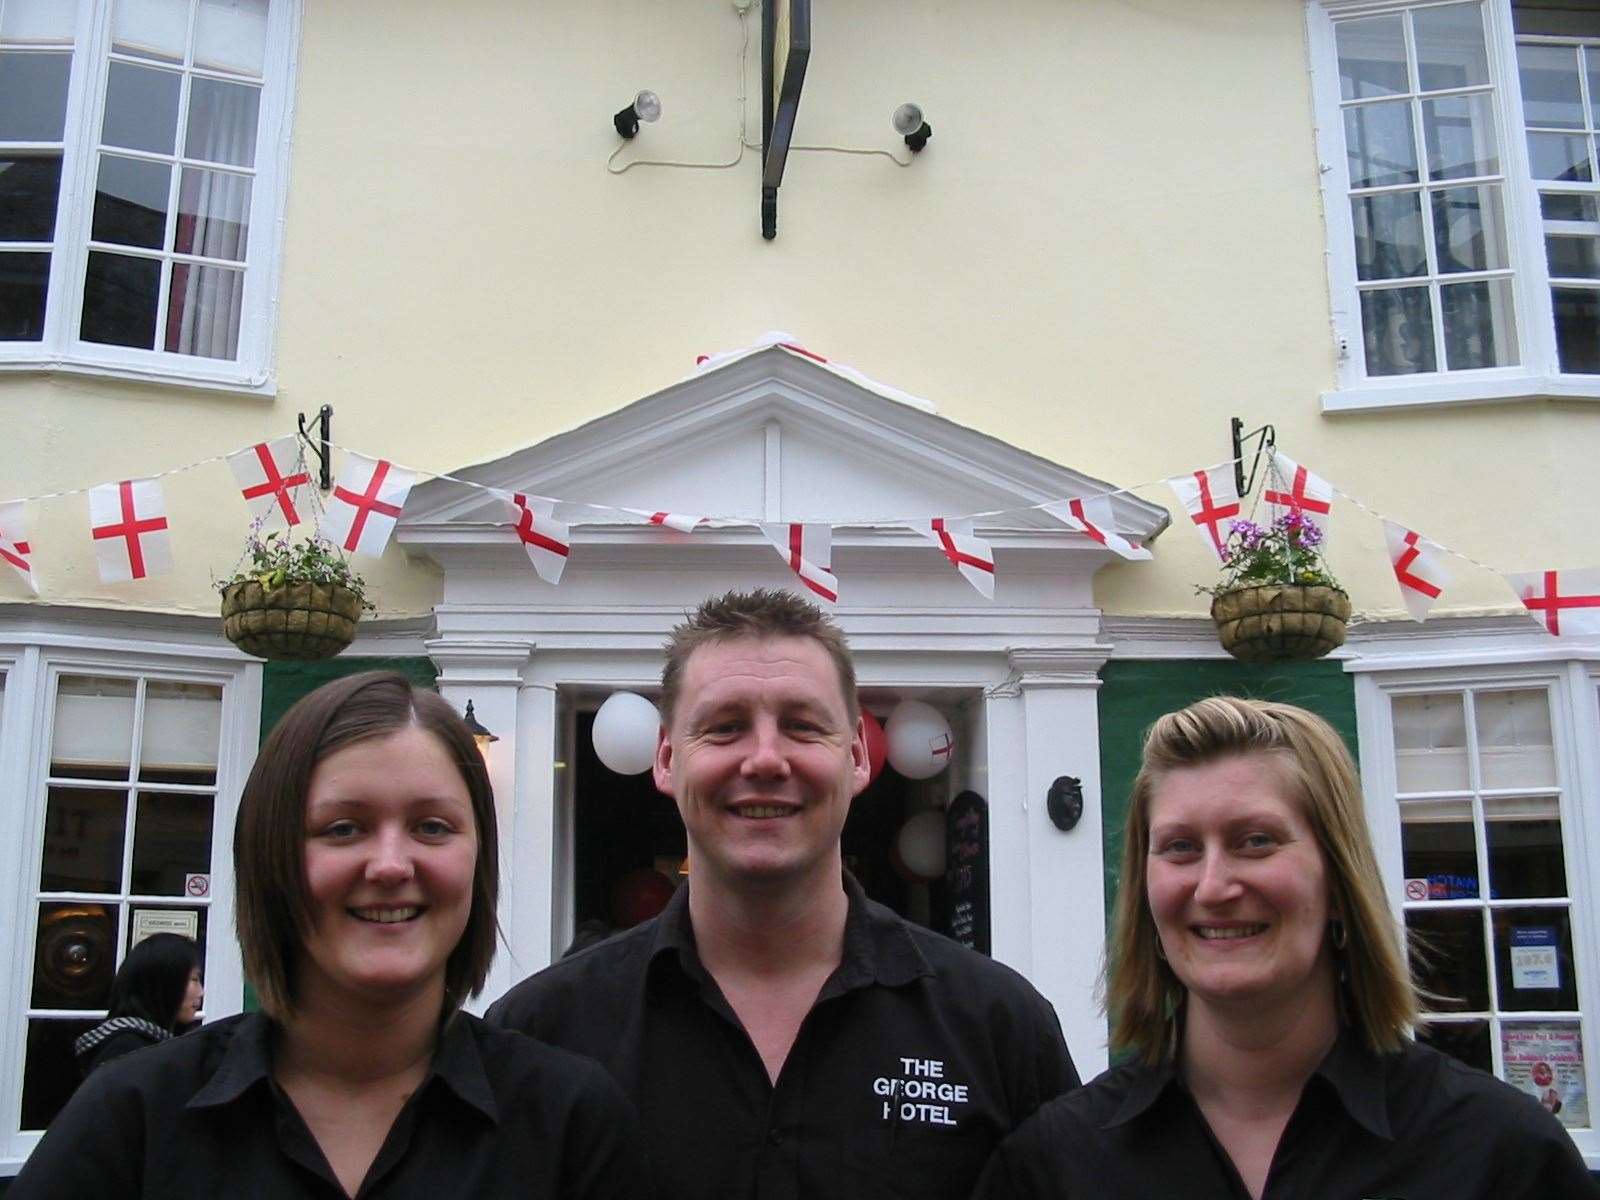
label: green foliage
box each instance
[1198,512,1341,597]
[217,530,374,610]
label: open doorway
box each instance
[566,694,989,954]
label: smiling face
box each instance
[1145,753,1336,1026]
[177,966,204,1025]
[298,724,478,1012]
[654,635,869,895]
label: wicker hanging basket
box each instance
[220,580,362,661]
[1210,583,1351,664]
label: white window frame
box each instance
[0,633,259,1174]
[0,0,301,396]
[1309,0,1600,413]
[1353,655,1600,1166]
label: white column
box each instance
[1007,648,1111,1079]
[425,639,532,1010]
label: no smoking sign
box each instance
[1404,877,1428,902]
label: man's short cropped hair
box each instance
[660,588,858,723]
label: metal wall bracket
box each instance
[297,405,333,492]
[1230,416,1275,498]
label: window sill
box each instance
[1321,373,1600,414]
[0,353,276,398]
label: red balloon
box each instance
[610,868,676,928]
[860,706,888,783]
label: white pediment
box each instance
[399,346,1171,541]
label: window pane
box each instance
[31,901,119,1009]
[1493,907,1579,1011]
[1400,798,1479,898]
[1419,1019,1492,1073]
[1408,905,1490,1010]
[1353,191,1426,281]
[0,251,50,340]
[1423,94,1498,180]
[164,262,242,358]
[1,0,79,41]
[0,50,72,140]
[1519,43,1584,129]
[113,0,188,64]
[81,250,161,348]
[1336,14,1408,101]
[1344,100,1418,188]
[1590,47,1600,130]
[184,76,260,167]
[1486,798,1568,900]
[1527,131,1592,182]
[1413,3,1489,92]
[52,675,136,775]
[20,1018,96,1132]
[195,0,268,77]
[175,167,251,260]
[1441,277,1517,370]
[1361,286,1438,374]
[1475,689,1556,788]
[131,792,214,894]
[0,156,62,241]
[127,904,207,970]
[102,61,182,155]
[1502,1022,1590,1129]
[92,154,171,250]
[1432,184,1509,272]
[1540,192,1597,223]
[40,786,127,893]
[139,680,221,781]
[1546,235,1600,278]
[1552,286,1600,372]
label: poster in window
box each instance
[1501,1023,1588,1129]
[131,908,199,947]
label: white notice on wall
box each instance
[131,909,199,946]
[1510,927,1559,990]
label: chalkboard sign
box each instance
[941,791,990,955]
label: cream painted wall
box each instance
[4,1,1595,622]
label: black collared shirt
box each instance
[11,1010,654,1199]
[974,1028,1598,1199]
[486,875,1078,1200]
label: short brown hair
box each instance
[233,671,499,1019]
[660,589,857,723]
[1105,695,1417,1063]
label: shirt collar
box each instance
[645,871,932,995]
[186,1010,499,1125]
[1101,1025,1393,1140]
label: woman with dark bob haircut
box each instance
[16,671,653,1199]
[976,696,1596,1200]
[75,933,203,1077]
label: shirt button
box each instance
[767,1127,782,1145]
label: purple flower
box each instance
[1230,519,1265,549]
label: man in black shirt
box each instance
[488,589,1079,1200]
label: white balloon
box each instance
[897,810,946,880]
[592,692,661,775]
[885,699,954,779]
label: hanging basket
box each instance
[1210,583,1351,664]
[220,580,362,661]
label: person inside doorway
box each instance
[488,588,1079,1199]
[974,696,1597,1200]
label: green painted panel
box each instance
[1097,659,1357,923]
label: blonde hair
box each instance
[1105,695,1416,1063]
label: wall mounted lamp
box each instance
[462,700,499,753]
[1047,776,1084,832]
[613,89,662,139]
[893,102,932,153]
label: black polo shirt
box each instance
[974,1028,1598,1199]
[11,1010,654,1199]
[485,874,1078,1200]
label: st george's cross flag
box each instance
[1505,568,1600,638]
[907,517,996,599]
[1383,521,1450,622]
[0,500,37,593]
[624,508,707,533]
[1041,495,1151,561]
[1265,451,1335,524]
[505,492,571,585]
[320,453,415,558]
[1167,466,1241,561]
[761,522,838,603]
[227,436,311,529]
[88,478,173,583]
